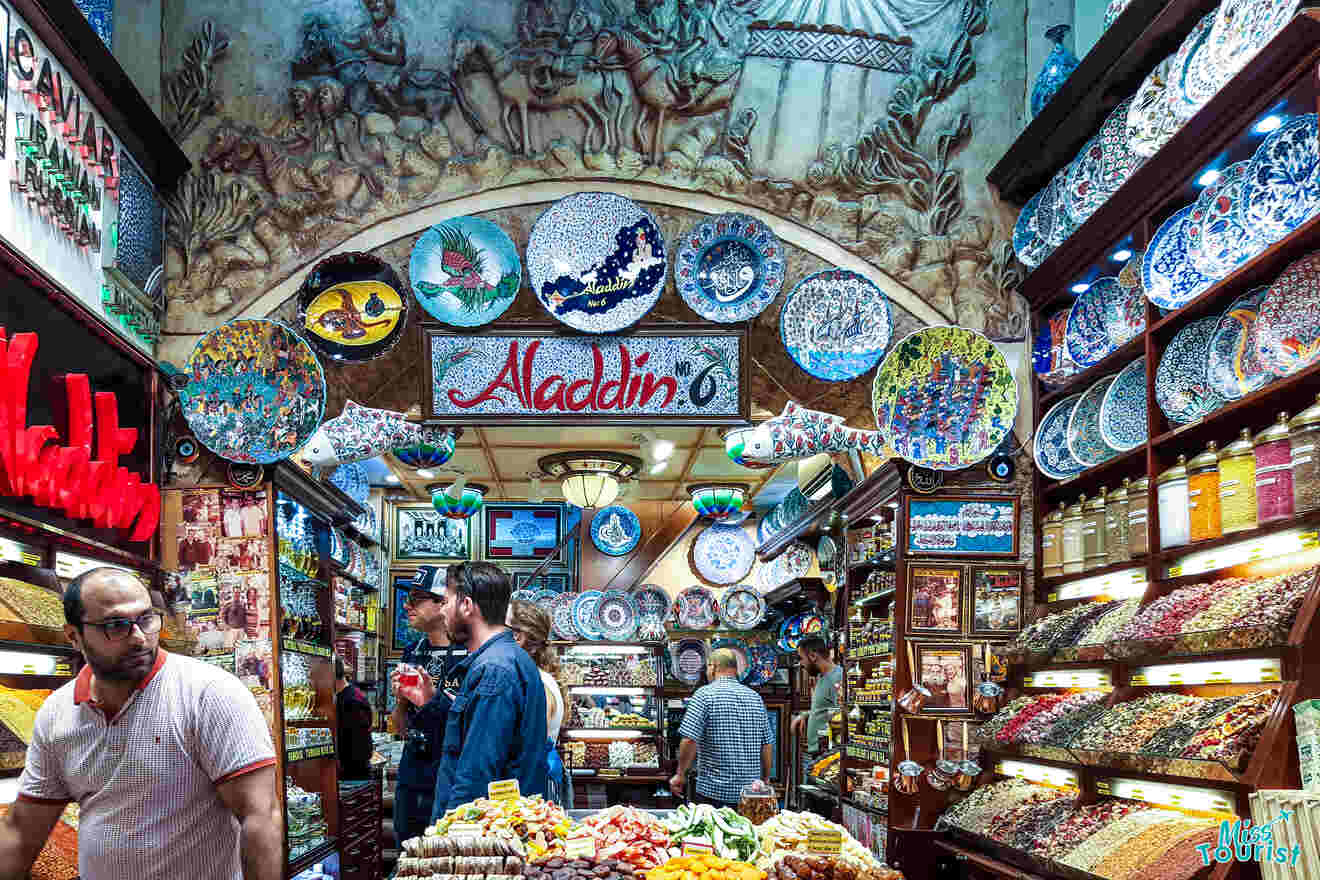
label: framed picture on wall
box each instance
[390,572,433,655]
[392,504,472,562]
[904,495,1020,557]
[511,571,571,593]
[912,642,972,713]
[483,503,563,561]
[969,564,1025,636]
[907,564,965,635]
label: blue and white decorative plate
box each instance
[329,461,370,504]
[527,193,666,333]
[1126,55,1179,159]
[595,591,639,641]
[409,217,521,327]
[573,590,606,641]
[1208,287,1273,399]
[756,514,775,546]
[1170,13,1215,122]
[779,269,893,381]
[1035,394,1087,480]
[1141,206,1216,310]
[1064,98,1141,226]
[779,540,814,581]
[675,213,785,322]
[719,589,765,631]
[1067,374,1121,466]
[1066,277,1137,368]
[551,593,578,641]
[1240,113,1320,242]
[1034,307,1080,389]
[632,585,671,622]
[590,505,642,557]
[1156,317,1228,425]
[1014,189,1051,269]
[1186,162,1265,278]
[511,589,538,605]
[533,589,560,605]
[1099,357,1148,451]
[671,639,707,684]
[693,523,755,585]
[1032,168,1073,248]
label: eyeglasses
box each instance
[80,610,164,641]
[403,592,440,608]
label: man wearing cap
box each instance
[390,565,464,844]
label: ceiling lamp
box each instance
[539,451,642,509]
[429,476,487,519]
[688,482,748,519]
[394,429,459,469]
[720,427,774,469]
[636,431,675,465]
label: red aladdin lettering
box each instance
[449,341,678,413]
[0,328,159,541]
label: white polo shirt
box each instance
[18,650,276,880]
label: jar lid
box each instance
[1254,411,1292,445]
[1083,489,1107,511]
[934,759,961,777]
[1109,480,1128,501]
[1157,455,1187,485]
[897,760,923,776]
[1292,393,1320,429]
[1046,502,1065,523]
[1188,441,1220,473]
[1065,494,1086,515]
[1221,427,1254,458]
[1130,475,1150,491]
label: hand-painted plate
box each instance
[527,192,666,333]
[1257,252,1320,376]
[573,590,606,641]
[1099,357,1149,451]
[551,593,578,641]
[533,589,560,605]
[1104,0,1133,28]
[710,637,751,681]
[671,639,707,684]
[1141,206,1216,310]
[1168,13,1215,122]
[1240,113,1320,242]
[180,319,326,464]
[779,269,893,381]
[1206,0,1297,79]
[1013,189,1052,270]
[1126,55,1180,159]
[779,540,814,581]
[595,591,639,641]
[1034,307,1080,389]
[719,588,765,631]
[1066,277,1140,368]
[1156,317,1228,425]
[1185,162,1266,278]
[675,213,785,322]
[632,585,671,622]
[693,522,755,585]
[298,252,409,362]
[756,514,775,546]
[1118,249,1145,292]
[1035,394,1088,479]
[329,461,370,504]
[1208,287,1273,398]
[675,587,719,629]
[590,505,642,557]
[409,217,521,327]
[1033,167,1076,248]
[873,326,1019,470]
[756,557,781,594]
[745,643,779,686]
[1064,98,1141,225]
[1066,374,1122,466]
[511,589,538,605]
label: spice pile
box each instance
[1071,690,1278,767]
[976,692,1108,747]
[1004,601,1119,660]
[576,806,671,870]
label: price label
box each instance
[1206,674,1231,684]
[598,768,622,778]
[1168,565,1183,578]
[1047,593,1058,603]
[809,830,843,854]
[1130,674,1148,685]
[449,823,484,837]
[1096,781,1112,794]
[1249,546,1264,560]
[1261,667,1281,682]
[1167,673,1183,681]
[488,779,521,801]
[565,837,597,859]
[287,749,306,762]
[683,843,715,857]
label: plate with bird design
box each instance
[410,217,522,328]
[298,252,410,362]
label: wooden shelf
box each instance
[1037,558,1150,594]
[1040,445,1148,502]
[1151,506,1320,564]
[1038,336,1147,411]
[842,797,887,818]
[932,838,1045,880]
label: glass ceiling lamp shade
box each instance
[393,430,458,469]
[562,473,619,509]
[429,476,487,519]
[538,451,643,510]
[688,483,748,519]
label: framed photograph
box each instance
[392,504,472,562]
[483,503,563,561]
[907,564,964,635]
[511,570,571,593]
[390,573,432,655]
[970,565,1025,636]
[913,643,972,713]
[905,495,1020,557]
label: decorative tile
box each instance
[114,152,162,295]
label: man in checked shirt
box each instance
[0,567,281,880]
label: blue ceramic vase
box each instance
[1030,25,1080,118]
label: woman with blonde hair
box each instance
[508,600,568,804]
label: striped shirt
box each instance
[18,650,276,880]
[678,675,774,803]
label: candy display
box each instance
[754,812,887,870]
[646,854,764,880]
[663,804,760,862]
[763,854,901,880]
[576,806,671,869]
[522,857,636,880]
[429,797,573,862]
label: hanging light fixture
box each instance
[538,451,643,509]
[688,482,748,519]
[720,426,775,469]
[429,476,487,519]
[527,472,547,504]
[394,428,460,469]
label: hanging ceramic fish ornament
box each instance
[734,401,887,465]
[1030,25,1080,118]
[297,252,410,362]
[298,402,460,470]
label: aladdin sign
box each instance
[425,326,748,424]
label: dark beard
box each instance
[85,644,157,683]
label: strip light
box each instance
[1098,776,1235,815]
[0,650,66,676]
[1051,567,1148,602]
[1023,668,1113,689]
[562,645,651,656]
[1166,529,1320,579]
[994,760,1079,790]
[1130,658,1282,687]
[1,539,42,567]
[568,687,652,696]
[563,729,647,740]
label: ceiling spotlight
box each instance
[539,451,643,509]
[1111,248,1133,262]
[1197,169,1221,187]
[1071,283,1091,294]
[416,469,436,479]
[1254,114,1283,134]
[649,459,668,475]
[385,474,400,484]
[636,431,675,464]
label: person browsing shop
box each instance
[335,656,374,780]
[791,636,842,754]
[508,600,567,805]
[0,567,281,880]
[391,565,464,843]
[670,648,774,808]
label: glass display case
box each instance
[558,644,665,782]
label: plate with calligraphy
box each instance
[180,319,326,464]
[297,252,409,362]
[675,213,785,322]
[590,505,642,557]
[779,269,892,381]
[410,217,521,327]
[527,192,666,333]
[873,326,1019,471]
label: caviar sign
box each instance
[424,326,748,424]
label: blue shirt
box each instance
[398,637,464,794]
[432,630,548,816]
[678,675,773,803]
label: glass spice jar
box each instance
[1255,412,1295,525]
[1158,455,1191,550]
[1187,441,1222,543]
[1062,495,1086,574]
[1106,479,1131,564]
[1043,502,1065,578]
[1128,476,1150,556]
[1290,394,1320,515]
[1083,488,1108,571]
[1219,428,1258,534]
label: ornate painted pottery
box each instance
[590,505,642,557]
[1126,55,1180,159]
[1067,374,1122,466]
[595,591,639,641]
[527,192,666,333]
[551,593,578,641]
[675,212,785,322]
[1104,0,1133,28]
[779,540,814,581]
[329,462,369,504]
[693,522,755,585]
[632,585,671,623]
[1257,252,1320,376]
[1207,287,1273,399]
[1141,206,1215,310]
[1064,97,1141,225]
[573,590,606,641]
[1031,168,1073,248]
[873,326,1019,470]
[533,589,560,605]
[1168,13,1215,123]
[720,588,764,632]
[1036,394,1088,479]
[1206,0,1298,76]
[1185,161,1266,278]
[1156,317,1228,425]
[745,643,779,686]
[779,269,893,381]
[1034,307,1080,389]
[1014,189,1052,269]
[297,252,409,362]
[409,217,521,327]
[675,587,719,629]
[1030,24,1080,118]
[671,639,707,684]
[1099,357,1149,451]
[1066,276,1141,368]
[1240,113,1320,242]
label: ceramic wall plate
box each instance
[710,637,751,681]
[590,505,642,557]
[1035,394,1088,479]
[632,585,671,622]
[873,326,1019,470]
[1167,13,1215,123]
[551,593,578,640]
[511,589,538,605]
[1030,169,1071,248]
[1099,357,1148,451]
[1185,162,1265,278]
[1207,287,1273,398]
[1065,98,1141,225]
[1206,0,1297,77]
[720,588,765,631]
[595,591,639,641]
[297,252,409,362]
[1066,276,1139,367]
[533,589,560,605]
[693,522,755,585]
[1240,113,1320,242]
[780,541,814,581]
[1033,307,1080,389]
[1067,374,1122,466]
[745,643,779,686]
[1156,317,1228,425]
[1117,249,1145,292]
[675,213,785,322]
[779,269,893,381]
[1141,206,1215,310]
[671,639,707,684]
[573,590,606,641]
[756,558,782,594]
[410,217,521,327]
[675,587,719,629]
[1013,189,1051,269]
[756,514,775,546]
[1257,252,1320,376]
[1127,55,1180,159]
[180,319,326,464]
[329,461,370,504]
[1104,0,1133,28]
[527,192,666,333]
